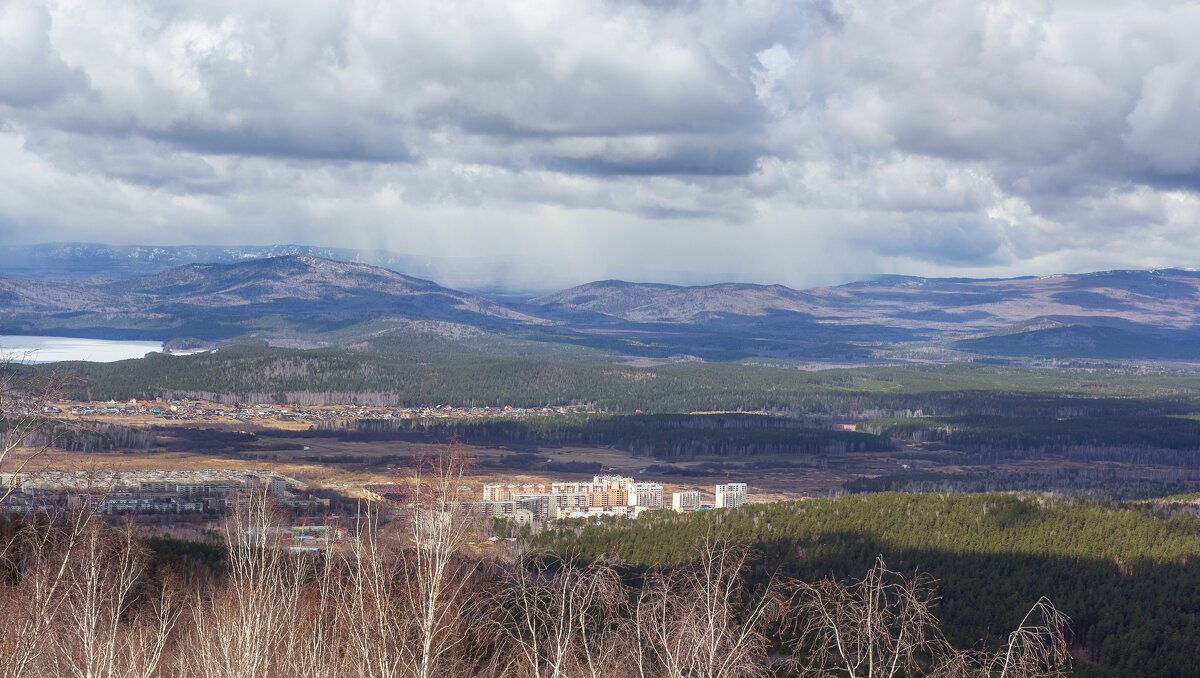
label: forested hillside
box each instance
[535,493,1200,677]
[37,348,1200,413]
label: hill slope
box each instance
[0,242,513,290]
[3,256,1199,361]
[0,256,541,342]
[535,492,1200,677]
[531,269,1200,360]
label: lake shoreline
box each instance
[0,335,165,363]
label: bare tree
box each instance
[339,505,409,678]
[935,598,1071,678]
[0,351,72,504]
[633,540,778,678]
[396,448,480,677]
[0,353,110,677]
[178,487,306,678]
[495,558,631,678]
[47,522,177,678]
[283,540,347,678]
[339,447,480,678]
[0,506,94,678]
[787,557,947,678]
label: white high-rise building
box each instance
[714,483,747,509]
[552,475,628,495]
[628,482,664,509]
[671,490,701,513]
[484,483,546,501]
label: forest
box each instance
[842,468,1200,499]
[311,413,893,458]
[534,492,1200,677]
[859,414,1200,467]
[861,415,1200,452]
[19,350,1200,481]
[31,346,1200,415]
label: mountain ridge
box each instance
[2,254,1199,362]
[0,256,542,343]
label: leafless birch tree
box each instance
[495,558,631,678]
[178,487,306,678]
[935,598,1071,678]
[395,448,479,678]
[0,506,94,678]
[284,541,347,678]
[787,557,946,678]
[0,352,72,504]
[339,506,410,678]
[633,540,778,678]
[47,522,177,678]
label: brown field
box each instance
[16,418,1197,504]
[12,429,895,501]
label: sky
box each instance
[0,0,1198,289]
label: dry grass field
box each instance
[18,415,1196,504]
[8,425,933,502]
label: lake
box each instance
[0,336,163,363]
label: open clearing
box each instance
[17,419,1197,503]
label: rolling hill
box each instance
[0,256,542,343]
[0,243,515,290]
[2,253,1199,361]
[533,269,1200,360]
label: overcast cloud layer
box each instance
[1,0,1198,288]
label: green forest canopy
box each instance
[29,346,1200,413]
[535,492,1200,677]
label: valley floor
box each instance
[17,419,1200,505]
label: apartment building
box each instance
[628,482,664,510]
[552,475,626,495]
[715,483,748,509]
[479,474,668,523]
[478,500,518,517]
[483,483,547,501]
[671,490,701,513]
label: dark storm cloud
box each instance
[145,123,416,164]
[0,0,1196,287]
[0,1,84,107]
[537,145,763,177]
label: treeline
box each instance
[863,415,1200,467]
[2,419,154,453]
[312,413,893,458]
[843,468,1200,499]
[4,420,279,455]
[29,346,1200,415]
[534,493,1200,676]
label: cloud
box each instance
[0,0,85,106]
[1126,59,1200,175]
[0,0,1196,288]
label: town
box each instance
[367,474,749,527]
[1,466,751,530]
[9,398,592,425]
[0,469,328,517]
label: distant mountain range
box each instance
[0,243,519,291]
[2,251,1198,362]
[532,270,1200,360]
